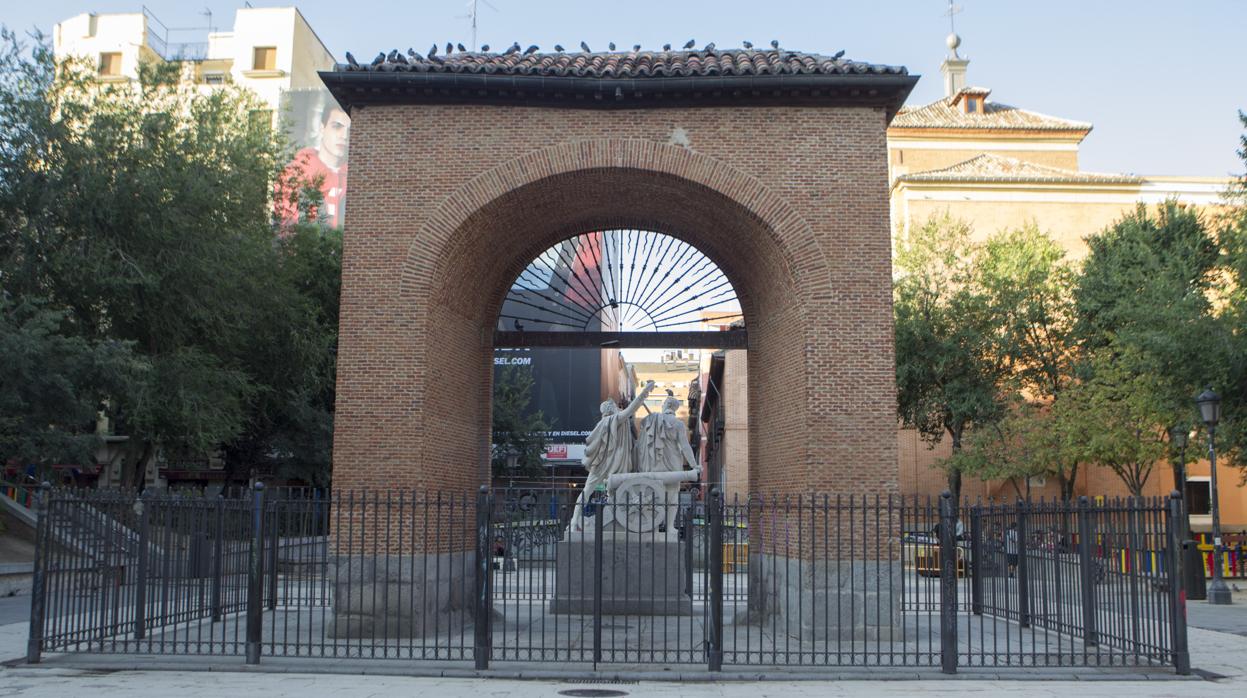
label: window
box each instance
[98,52,122,76]
[1185,479,1211,515]
[202,71,226,85]
[965,97,979,113]
[252,46,277,71]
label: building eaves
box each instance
[896,154,1142,185]
[892,89,1091,132]
[320,47,917,114]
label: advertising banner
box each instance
[275,88,349,228]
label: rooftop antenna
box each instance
[460,0,499,52]
[202,7,214,33]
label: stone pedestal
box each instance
[745,554,901,640]
[330,552,475,638]
[551,538,692,615]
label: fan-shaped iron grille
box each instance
[498,230,741,333]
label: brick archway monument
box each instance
[319,48,916,639]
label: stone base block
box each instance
[745,554,901,640]
[329,552,475,639]
[551,538,691,615]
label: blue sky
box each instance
[6,0,1245,177]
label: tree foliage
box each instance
[1216,111,1247,467]
[0,31,339,486]
[491,366,551,479]
[894,214,1006,501]
[0,298,143,475]
[1074,202,1224,492]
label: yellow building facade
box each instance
[890,36,1242,532]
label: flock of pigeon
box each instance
[344,40,847,69]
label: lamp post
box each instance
[1196,389,1232,605]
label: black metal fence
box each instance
[27,484,1190,674]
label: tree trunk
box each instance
[947,426,964,504]
[121,440,154,491]
[1059,463,1079,502]
[1008,477,1024,499]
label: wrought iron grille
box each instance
[26,485,1190,675]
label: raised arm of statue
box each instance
[620,380,656,418]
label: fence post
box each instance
[25,483,52,664]
[267,496,279,611]
[245,482,265,665]
[1076,496,1098,646]
[707,486,724,672]
[683,505,694,597]
[938,491,958,674]
[1166,491,1191,675]
[592,489,605,667]
[1016,499,1031,628]
[474,486,492,670]
[969,504,983,616]
[133,489,151,641]
[212,495,224,622]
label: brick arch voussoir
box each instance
[397,139,825,316]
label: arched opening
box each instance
[490,228,746,495]
[404,165,811,499]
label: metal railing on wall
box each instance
[26,484,1190,675]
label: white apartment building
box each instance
[52,6,335,119]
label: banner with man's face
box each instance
[276,88,350,228]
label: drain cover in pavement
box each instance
[557,691,629,698]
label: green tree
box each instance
[1076,204,1221,406]
[491,365,551,480]
[0,31,340,486]
[895,214,1006,502]
[1061,352,1169,498]
[0,298,144,476]
[1216,111,1247,467]
[972,225,1084,500]
[945,399,1052,499]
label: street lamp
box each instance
[1196,389,1232,605]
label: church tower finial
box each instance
[940,1,969,97]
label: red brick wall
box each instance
[333,104,899,548]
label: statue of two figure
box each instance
[568,379,700,532]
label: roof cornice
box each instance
[320,69,919,117]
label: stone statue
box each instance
[634,395,699,474]
[568,379,655,532]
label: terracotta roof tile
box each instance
[342,48,907,79]
[897,154,1140,185]
[892,87,1091,132]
